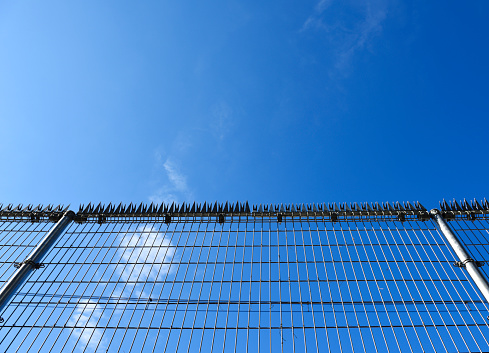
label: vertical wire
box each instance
[2,221,69,352]
[91,219,149,352]
[310,218,332,352]
[269,218,273,353]
[146,218,183,352]
[73,220,132,352]
[165,219,198,353]
[377,219,438,352]
[45,221,118,353]
[384,219,443,351]
[341,220,380,353]
[277,217,284,353]
[18,220,95,348]
[399,220,462,351]
[0,221,46,283]
[408,219,479,351]
[221,216,238,353]
[213,217,233,353]
[137,219,182,353]
[197,220,220,352]
[185,219,211,353]
[283,217,296,353]
[458,218,489,299]
[192,219,216,352]
[299,219,319,353]
[233,216,247,353]
[291,218,308,353]
[425,218,489,348]
[171,218,202,353]
[375,218,436,352]
[162,220,196,353]
[337,220,369,353]
[258,216,263,353]
[430,218,489,342]
[0,220,51,343]
[245,217,256,353]
[334,220,370,353]
[321,219,343,353]
[118,218,174,353]
[313,218,339,351]
[329,222,355,352]
[354,219,420,352]
[125,220,169,353]
[363,219,414,352]
[79,220,126,353]
[69,220,133,351]
[208,218,230,353]
[25,220,95,353]
[97,220,162,353]
[470,217,489,308]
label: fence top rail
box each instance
[0,199,486,223]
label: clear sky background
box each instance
[0,0,488,210]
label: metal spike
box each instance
[473,199,482,211]
[453,199,461,211]
[134,203,142,214]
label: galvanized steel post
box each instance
[431,208,489,304]
[0,210,75,318]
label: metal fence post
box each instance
[431,208,489,304]
[0,210,75,319]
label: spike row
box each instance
[1,200,487,223]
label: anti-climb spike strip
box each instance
[1,199,486,223]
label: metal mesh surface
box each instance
[0,221,52,287]
[0,216,488,352]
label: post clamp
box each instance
[13,259,45,270]
[453,259,485,268]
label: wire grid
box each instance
[449,218,489,282]
[0,216,488,353]
[0,221,53,287]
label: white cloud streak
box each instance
[149,157,193,204]
[68,300,106,352]
[117,225,175,283]
[302,0,388,75]
[163,159,188,193]
[68,226,175,352]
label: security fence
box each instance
[0,200,488,352]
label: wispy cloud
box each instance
[211,101,234,141]
[302,0,388,75]
[68,300,106,352]
[68,226,176,352]
[117,225,175,283]
[149,156,193,204]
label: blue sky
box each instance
[0,0,488,209]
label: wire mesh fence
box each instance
[0,201,488,352]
